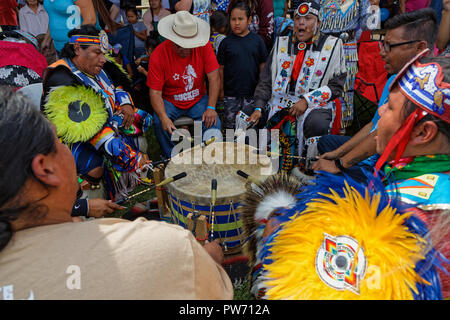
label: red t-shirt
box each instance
[0,0,18,26]
[147,40,219,110]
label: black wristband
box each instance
[71,199,89,217]
[334,158,346,172]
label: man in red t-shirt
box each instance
[147,11,221,158]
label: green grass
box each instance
[233,278,255,300]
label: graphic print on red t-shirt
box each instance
[147,40,219,110]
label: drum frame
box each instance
[168,192,245,255]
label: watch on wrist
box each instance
[334,158,346,172]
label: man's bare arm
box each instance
[206,69,220,108]
[321,121,374,159]
[341,129,378,168]
[150,89,176,134]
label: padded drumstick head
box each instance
[211,178,217,205]
[204,136,216,146]
[156,172,187,187]
[237,170,249,179]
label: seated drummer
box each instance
[41,25,152,201]
[0,88,233,299]
[251,1,347,171]
[147,11,222,159]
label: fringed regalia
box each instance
[319,0,378,130]
[256,31,347,171]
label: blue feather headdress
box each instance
[251,172,448,300]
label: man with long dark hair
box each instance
[42,24,152,202]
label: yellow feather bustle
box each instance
[263,183,428,300]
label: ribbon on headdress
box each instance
[374,108,426,173]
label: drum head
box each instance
[165,142,275,203]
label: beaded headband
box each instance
[69,30,109,53]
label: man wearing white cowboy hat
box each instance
[147,11,221,158]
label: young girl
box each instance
[217,1,268,129]
[143,0,170,34]
[125,6,147,58]
[209,10,228,55]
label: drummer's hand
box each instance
[119,104,135,129]
[137,152,150,170]
[289,98,308,117]
[249,109,262,125]
[161,116,177,135]
[88,199,124,218]
[202,108,217,128]
[312,158,340,174]
[203,239,224,265]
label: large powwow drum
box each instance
[165,142,275,254]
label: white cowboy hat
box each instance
[158,11,210,49]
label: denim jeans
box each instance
[153,95,222,158]
[317,135,352,154]
[223,96,255,129]
[318,134,374,183]
[0,25,18,32]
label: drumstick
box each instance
[233,121,255,141]
[211,178,217,206]
[202,136,216,147]
[209,179,217,242]
[188,136,216,152]
[114,185,155,205]
[156,172,187,187]
[152,158,171,167]
[236,170,260,184]
[114,172,187,205]
[252,149,316,161]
